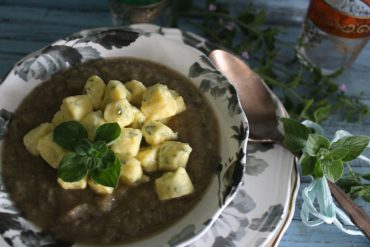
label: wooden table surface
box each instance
[0,0,369,246]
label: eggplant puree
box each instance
[2,58,220,244]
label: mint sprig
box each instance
[281,118,370,182]
[53,121,121,188]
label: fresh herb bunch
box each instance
[169,0,368,122]
[53,121,121,187]
[282,118,370,201]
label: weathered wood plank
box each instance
[0,0,109,11]
[0,6,111,28]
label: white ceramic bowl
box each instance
[0,27,248,247]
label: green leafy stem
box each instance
[281,118,370,201]
[53,121,121,188]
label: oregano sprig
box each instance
[53,121,121,187]
[281,118,370,183]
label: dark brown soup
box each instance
[2,58,220,244]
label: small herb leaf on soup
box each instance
[84,156,104,171]
[90,157,121,187]
[94,123,121,145]
[58,153,88,182]
[100,149,116,171]
[53,121,88,150]
[92,141,108,158]
[75,138,94,156]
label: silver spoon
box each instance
[209,49,370,239]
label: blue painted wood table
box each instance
[0,0,369,246]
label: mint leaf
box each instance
[84,156,103,171]
[92,141,108,158]
[100,149,116,171]
[300,153,317,176]
[322,160,343,182]
[313,162,324,179]
[280,118,310,152]
[53,121,88,150]
[328,147,349,161]
[330,136,370,161]
[94,123,121,145]
[58,153,88,182]
[90,157,121,187]
[75,138,93,156]
[305,134,330,156]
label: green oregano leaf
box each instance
[300,153,316,176]
[305,134,330,157]
[58,153,88,182]
[323,160,343,182]
[280,118,310,152]
[313,161,324,179]
[53,121,88,150]
[75,138,93,156]
[94,123,121,145]
[328,147,349,161]
[90,157,121,187]
[84,156,103,171]
[330,136,370,162]
[100,149,116,171]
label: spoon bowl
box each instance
[209,50,284,143]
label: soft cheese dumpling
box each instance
[155,168,194,200]
[141,84,178,121]
[84,75,106,109]
[104,99,134,128]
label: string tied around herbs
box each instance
[299,126,370,236]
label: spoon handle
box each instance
[328,180,370,239]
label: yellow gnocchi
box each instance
[155,167,194,200]
[104,99,134,128]
[158,141,192,171]
[141,120,177,145]
[131,106,146,129]
[36,132,69,168]
[62,95,93,121]
[58,176,87,190]
[88,178,114,194]
[125,80,146,107]
[136,145,159,172]
[111,128,142,156]
[84,75,106,109]
[120,157,143,186]
[100,80,132,109]
[51,110,65,127]
[141,84,178,121]
[81,110,106,140]
[23,123,54,156]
